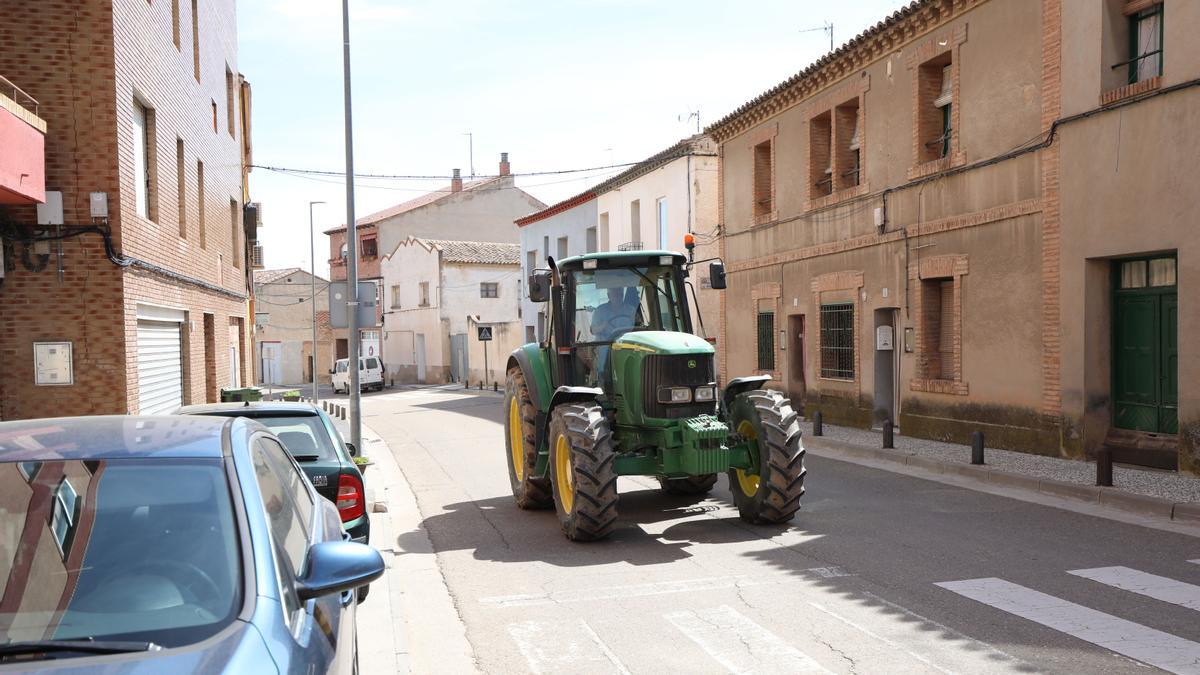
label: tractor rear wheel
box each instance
[658,474,718,496]
[504,368,552,509]
[549,403,618,541]
[727,390,806,524]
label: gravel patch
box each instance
[799,418,1200,504]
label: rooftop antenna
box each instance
[463,132,474,178]
[799,21,834,52]
[679,108,701,134]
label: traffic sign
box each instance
[477,326,493,342]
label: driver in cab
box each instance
[590,287,637,341]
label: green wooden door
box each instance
[1113,294,1160,432]
[1112,256,1178,434]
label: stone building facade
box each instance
[710,0,1198,472]
[0,0,254,418]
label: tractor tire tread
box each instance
[728,389,806,525]
[550,403,619,542]
[505,368,553,509]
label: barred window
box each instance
[820,303,855,379]
[480,282,499,298]
[756,311,775,371]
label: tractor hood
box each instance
[612,331,714,356]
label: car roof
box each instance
[178,401,322,416]
[0,415,236,461]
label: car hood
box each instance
[0,620,275,674]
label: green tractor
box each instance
[503,247,806,541]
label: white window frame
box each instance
[133,101,150,219]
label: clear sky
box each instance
[238,0,910,277]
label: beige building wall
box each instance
[714,0,1196,471]
[253,270,332,385]
[380,240,445,383]
[1057,0,1199,470]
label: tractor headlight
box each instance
[693,386,716,402]
[658,387,693,404]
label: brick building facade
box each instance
[710,0,1198,472]
[0,0,254,418]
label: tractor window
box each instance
[571,266,682,344]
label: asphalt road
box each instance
[359,386,1200,674]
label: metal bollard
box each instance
[478,381,483,390]
[339,406,347,421]
[812,411,823,437]
[882,419,894,449]
[971,431,985,465]
[1096,446,1113,487]
[493,382,498,392]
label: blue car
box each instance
[0,415,384,673]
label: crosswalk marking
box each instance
[507,620,630,675]
[665,605,831,674]
[937,577,1200,674]
[1070,566,1200,612]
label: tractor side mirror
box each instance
[528,270,551,302]
[708,262,727,290]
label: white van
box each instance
[332,357,384,394]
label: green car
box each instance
[178,402,370,546]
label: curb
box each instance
[804,436,1199,526]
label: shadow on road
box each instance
[403,486,797,569]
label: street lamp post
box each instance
[341,0,362,451]
[309,200,325,402]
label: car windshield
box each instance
[0,458,240,648]
[572,265,684,344]
[250,415,341,462]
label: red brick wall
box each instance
[0,0,251,419]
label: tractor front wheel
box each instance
[727,390,806,524]
[657,474,718,496]
[549,403,618,541]
[504,368,552,509]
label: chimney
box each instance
[451,168,462,193]
[499,152,511,177]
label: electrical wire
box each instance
[251,158,669,181]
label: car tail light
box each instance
[337,473,365,522]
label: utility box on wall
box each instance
[33,341,73,385]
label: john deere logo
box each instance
[687,359,697,369]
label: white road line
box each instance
[937,577,1200,674]
[479,572,800,607]
[1070,566,1200,612]
[507,620,631,675]
[579,620,632,675]
[806,601,955,674]
[665,605,831,674]
[1190,560,1200,566]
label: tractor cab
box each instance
[542,251,697,392]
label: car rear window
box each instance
[252,415,341,462]
[366,357,379,369]
[0,458,241,648]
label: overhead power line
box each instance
[251,159,651,181]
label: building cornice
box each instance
[706,0,982,143]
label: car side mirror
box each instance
[528,270,551,302]
[295,541,384,601]
[345,441,358,457]
[329,369,335,375]
[708,262,727,290]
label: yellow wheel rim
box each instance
[508,398,524,481]
[555,433,574,514]
[734,420,760,497]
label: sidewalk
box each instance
[800,417,1200,528]
[333,413,479,674]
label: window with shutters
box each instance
[133,100,158,222]
[819,303,855,380]
[809,112,832,198]
[911,260,967,395]
[752,139,774,223]
[391,284,401,308]
[480,282,499,298]
[756,311,775,372]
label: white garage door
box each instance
[137,319,183,415]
